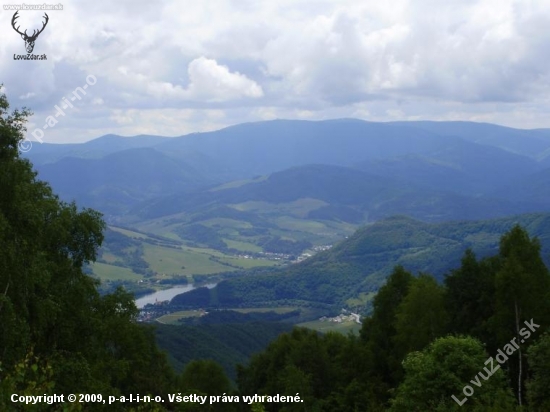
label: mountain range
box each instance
[25,119,550,219]
[25,119,550,298]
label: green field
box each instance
[93,226,281,283]
[110,226,150,239]
[155,307,299,325]
[91,261,142,281]
[94,192,361,287]
[132,197,355,251]
[231,307,300,314]
[215,256,278,269]
[209,175,267,192]
[223,239,263,252]
[143,244,232,276]
[230,198,328,218]
[156,310,207,324]
[297,320,362,335]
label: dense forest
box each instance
[2,91,550,411]
[0,93,175,410]
[235,225,550,411]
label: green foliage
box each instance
[237,328,374,412]
[444,249,496,346]
[389,336,517,412]
[155,321,292,380]
[235,224,550,410]
[393,273,449,356]
[527,331,550,411]
[490,225,550,403]
[180,360,232,395]
[0,351,81,411]
[0,90,175,411]
[492,225,550,342]
[177,360,240,412]
[360,266,414,401]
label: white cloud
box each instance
[1,0,550,142]
[143,57,263,102]
[185,57,264,101]
[19,92,36,100]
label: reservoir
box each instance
[135,283,217,308]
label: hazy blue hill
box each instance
[22,119,550,231]
[154,119,464,178]
[131,164,395,219]
[25,120,550,174]
[491,167,550,209]
[24,134,170,165]
[36,147,211,214]
[356,138,539,195]
[390,120,550,159]
[541,154,550,168]
[172,213,550,311]
[79,134,170,151]
[132,164,534,223]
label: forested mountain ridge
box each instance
[170,213,550,311]
[236,225,550,411]
[37,147,209,215]
[24,119,550,218]
[129,163,536,222]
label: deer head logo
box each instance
[11,11,49,54]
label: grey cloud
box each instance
[2,0,550,142]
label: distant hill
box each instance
[356,138,539,195]
[131,163,539,223]
[389,120,550,159]
[37,148,210,214]
[170,213,550,311]
[25,134,170,165]
[153,119,463,177]
[25,119,550,219]
[491,166,550,209]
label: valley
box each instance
[27,119,550,335]
[24,119,550,342]
[6,3,550,409]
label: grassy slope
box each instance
[172,212,550,312]
[93,226,279,286]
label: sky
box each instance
[2,0,550,143]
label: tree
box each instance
[0,88,175,410]
[393,273,449,359]
[237,328,373,412]
[491,225,550,405]
[360,265,414,395]
[526,332,550,411]
[444,249,496,343]
[180,359,232,395]
[389,335,516,412]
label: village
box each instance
[318,309,362,325]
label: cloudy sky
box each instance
[2,0,550,143]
